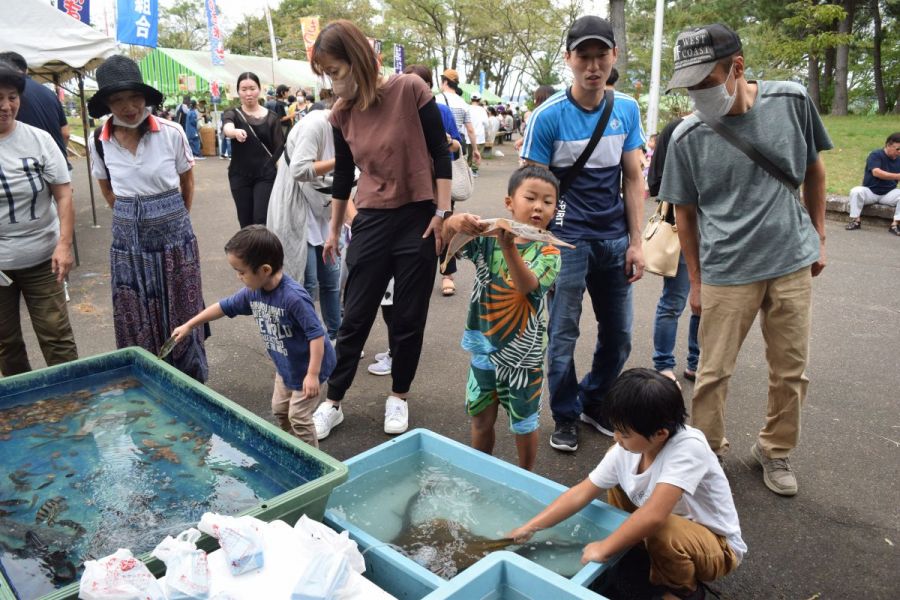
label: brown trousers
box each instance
[271,373,318,448]
[608,486,738,592]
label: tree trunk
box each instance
[609,0,627,79]
[871,0,887,114]
[808,54,821,110]
[831,0,855,116]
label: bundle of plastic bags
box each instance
[79,548,166,600]
[197,513,265,576]
[151,528,210,600]
[290,516,366,600]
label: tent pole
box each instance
[78,72,99,228]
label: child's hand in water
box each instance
[581,540,611,565]
[507,525,536,544]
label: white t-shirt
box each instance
[0,122,71,270]
[589,426,747,562]
[469,104,489,144]
[89,115,193,198]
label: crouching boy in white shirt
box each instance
[509,368,746,600]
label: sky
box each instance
[87,0,284,35]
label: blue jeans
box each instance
[220,135,231,157]
[547,235,633,424]
[304,243,341,340]
[189,135,201,157]
[652,254,700,372]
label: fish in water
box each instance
[50,451,62,459]
[152,447,180,464]
[8,472,31,492]
[165,434,177,442]
[0,498,30,507]
[36,478,55,490]
[142,438,172,449]
[25,529,78,584]
[35,496,67,526]
[56,519,87,536]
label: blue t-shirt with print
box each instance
[219,274,336,390]
[862,149,900,195]
[520,89,645,243]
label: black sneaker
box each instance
[550,422,578,452]
[580,408,614,437]
[845,219,861,231]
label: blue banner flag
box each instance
[58,0,90,25]
[117,0,158,48]
[205,0,224,65]
[393,44,405,74]
[479,71,485,94]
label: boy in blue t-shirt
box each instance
[173,226,335,447]
[443,166,562,470]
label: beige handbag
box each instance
[642,201,681,278]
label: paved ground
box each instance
[14,146,899,599]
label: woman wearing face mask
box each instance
[308,20,452,440]
[0,60,78,376]
[222,72,285,228]
[88,56,209,381]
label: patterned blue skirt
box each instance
[110,189,209,382]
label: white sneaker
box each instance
[312,403,344,440]
[368,355,392,376]
[374,350,390,362]
[384,395,408,435]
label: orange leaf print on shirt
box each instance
[481,282,535,339]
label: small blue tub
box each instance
[422,551,608,600]
[324,429,629,600]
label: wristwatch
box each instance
[435,209,453,219]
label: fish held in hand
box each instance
[441,217,574,273]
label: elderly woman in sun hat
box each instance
[0,59,78,376]
[87,55,209,381]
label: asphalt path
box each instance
[14,146,899,599]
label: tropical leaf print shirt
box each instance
[459,237,561,370]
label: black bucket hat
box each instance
[88,55,163,118]
[0,59,25,94]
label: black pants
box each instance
[228,171,275,228]
[327,201,437,400]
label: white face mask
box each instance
[112,107,151,128]
[688,64,736,118]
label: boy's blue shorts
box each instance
[465,358,541,435]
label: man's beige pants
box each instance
[694,267,812,459]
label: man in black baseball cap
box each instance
[521,14,647,456]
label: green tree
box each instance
[157,0,208,50]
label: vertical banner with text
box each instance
[58,0,90,25]
[116,0,158,47]
[393,44,405,74]
[300,16,320,62]
[479,71,485,94]
[205,0,224,65]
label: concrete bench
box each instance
[825,195,896,223]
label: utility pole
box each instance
[646,0,665,135]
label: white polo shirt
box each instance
[88,115,194,197]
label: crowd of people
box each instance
[2,13,899,599]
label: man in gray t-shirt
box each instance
[659,24,832,497]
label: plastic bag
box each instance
[197,513,265,576]
[291,553,350,600]
[79,548,166,600]
[293,515,365,574]
[152,528,210,599]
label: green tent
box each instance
[430,82,504,104]
[139,47,319,103]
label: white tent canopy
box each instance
[2,0,117,82]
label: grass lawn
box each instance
[820,114,898,196]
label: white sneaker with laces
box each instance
[374,350,390,362]
[312,403,344,440]
[368,355,392,376]
[384,395,408,435]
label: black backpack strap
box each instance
[558,89,615,197]
[93,126,110,182]
[695,112,800,191]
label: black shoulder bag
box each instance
[558,89,615,197]
[694,112,800,193]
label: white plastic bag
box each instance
[197,513,265,576]
[79,548,166,600]
[293,515,365,574]
[291,553,349,600]
[152,528,210,600]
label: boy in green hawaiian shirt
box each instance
[443,166,561,470]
